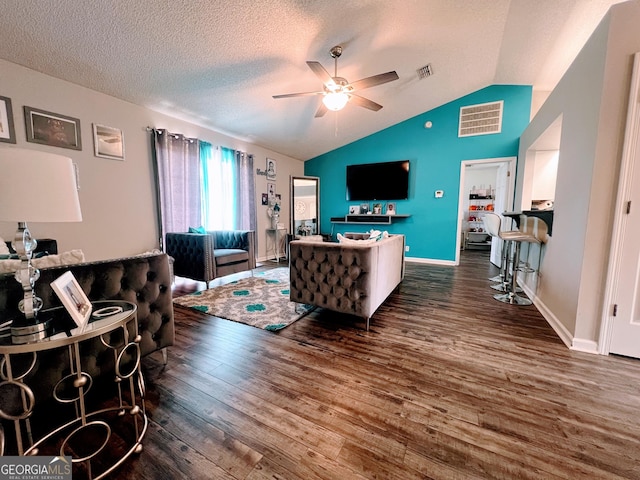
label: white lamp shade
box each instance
[322,92,349,111]
[0,147,82,223]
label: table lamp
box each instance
[0,147,82,339]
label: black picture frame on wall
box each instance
[0,95,16,144]
[24,106,82,150]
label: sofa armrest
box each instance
[210,230,256,269]
[165,233,215,282]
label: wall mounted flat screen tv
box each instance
[346,160,410,201]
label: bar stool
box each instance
[518,216,549,276]
[483,213,537,305]
[482,213,521,293]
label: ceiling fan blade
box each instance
[314,102,328,118]
[273,91,324,99]
[307,61,335,86]
[349,94,383,111]
[348,71,399,91]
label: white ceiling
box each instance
[0,0,625,160]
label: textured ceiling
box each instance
[0,0,625,160]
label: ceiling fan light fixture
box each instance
[322,92,349,111]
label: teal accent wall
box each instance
[305,85,532,261]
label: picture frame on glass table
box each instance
[51,271,92,332]
[0,95,16,144]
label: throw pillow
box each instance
[188,226,206,234]
[368,229,389,241]
[337,233,378,245]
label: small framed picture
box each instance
[93,123,124,160]
[0,95,16,144]
[372,203,383,214]
[360,203,370,214]
[24,106,82,150]
[386,202,396,215]
[261,193,269,205]
[267,182,275,198]
[266,158,276,180]
[51,271,92,332]
[349,205,360,214]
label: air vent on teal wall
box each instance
[459,100,504,137]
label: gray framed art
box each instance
[24,106,82,150]
[93,123,124,160]
[0,95,16,144]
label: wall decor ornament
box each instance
[24,106,82,150]
[93,123,124,160]
[266,158,276,180]
[0,95,16,144]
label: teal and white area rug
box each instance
[173,268,314,331]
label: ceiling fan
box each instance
[273,45,399,118]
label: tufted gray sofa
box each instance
[0,252,174,414]
[289,234,405,330]
[165,230,256,287]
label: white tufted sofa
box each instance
[289,234,405,330]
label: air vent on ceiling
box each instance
[458,101,503,137]
[417,64,433,79]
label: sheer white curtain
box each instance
[201,143,256,231]
[151,129,201,248]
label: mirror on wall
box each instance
[290,176,320,237]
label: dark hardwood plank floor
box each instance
[115,252,640,479]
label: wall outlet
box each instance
[405,245,410,252]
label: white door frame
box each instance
[598,52,640,355]
[456,156,517,265]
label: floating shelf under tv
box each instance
[331,214,411,225]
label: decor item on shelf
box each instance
[360,203,370,214]
[267,198,281,229]
[0,147,82,340]
[386,202,396,215]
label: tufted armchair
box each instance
[165,230,256,287]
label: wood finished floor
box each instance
[117,251,640,479]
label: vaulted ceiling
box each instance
[0,0,625,160]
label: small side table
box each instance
[266,228,287,262]
[0,300,146,479]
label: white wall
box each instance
[531,151,559,200]
[0,59,304,262]
[516,0,640,350]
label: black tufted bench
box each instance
[0,252,174,410]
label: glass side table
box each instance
[0,300,147,479]
[266,227,287,262]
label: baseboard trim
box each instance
[570,338,599,354]
[519,281,574,350]
[405,257,456,266]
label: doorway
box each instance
[600,52,640,359]
[456,157,516,266]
